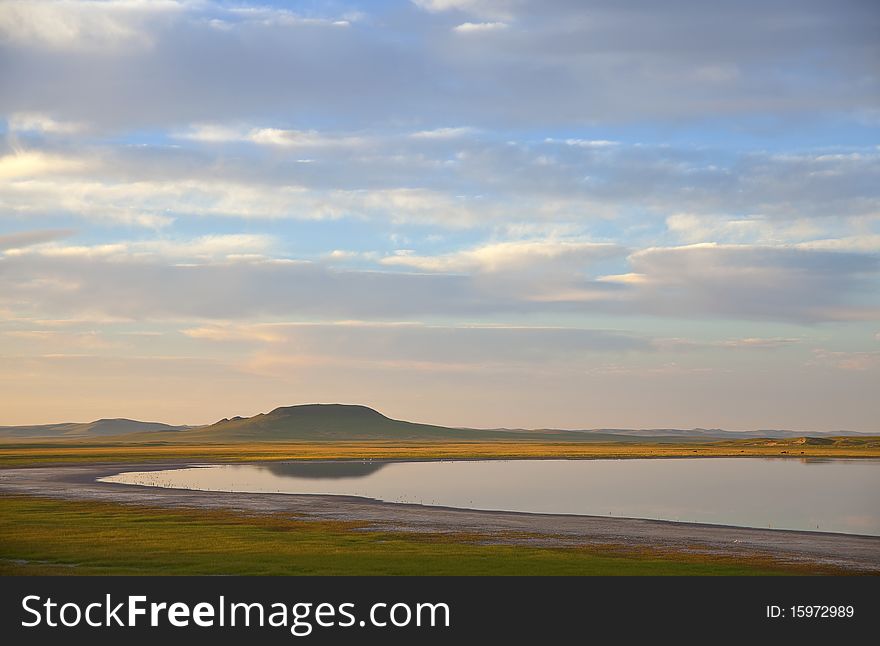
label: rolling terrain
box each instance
[0,418,191,439]
[1,403,873,443]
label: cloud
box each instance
[2,328,124,352]
[810,349,880,372]
[0,253,486,320]
[0,150,88,179]
[411,0,516,20]
[0,0,351,54]
[182,324,287,344]
[657,336,802,352]
[178,124,366,149]
[0,169,548,228]
[0,229,74,251]
[560,139,619,148]
[0,0,183,51]
[794,234,880,252]
[380,239,621,273]
[409,126,478,139]
[7,134,874,237]
[665,213,825,245]
[453,22,508,33]
[2,239,876,324]
[719,337,801,350]
[4,234,275,262]
[247,128,364,148]
[7,112,86,134]
[625,243,880,322]
[223,5,353,29]
[2,0,877,130]
[595,273,647,285]
[183,322,652,367]
[324,249,362,262]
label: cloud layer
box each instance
[1,0,878,429]
[2,0,877,129]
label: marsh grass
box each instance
[0,496,847,576]
[1,438,878,468]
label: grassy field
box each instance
[2,439,874,575]
[2,437,879,467]
[0,496,843,576]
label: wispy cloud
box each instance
[453,21,508,33]
[380,239,621,273]
[0,0,184,51]
[0,229,74,251]
[7,112,86,134]
[178,124,367,149]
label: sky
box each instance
[0,0,878,431]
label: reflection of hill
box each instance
[260,461,388,480]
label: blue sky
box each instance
[0,0,878,430]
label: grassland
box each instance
[1,436,878,468]
[0,496,844,576]
[2,438,875,575]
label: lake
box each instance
[100,457,880,536]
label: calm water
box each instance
[100,458,880,536]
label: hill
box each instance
[150,404,562,442]
[0,418,190,439]
[1,404,872,443]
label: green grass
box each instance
[0,496,836,576]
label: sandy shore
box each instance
[2,461,878,573]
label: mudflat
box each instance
[1,461,878,573]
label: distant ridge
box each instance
[0,418,190,439]
[0,404,872,442]
[172,404,516,441]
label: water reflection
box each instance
[101,458,880,536]
[258,461,388,479]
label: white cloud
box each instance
[794,235,880,252]
[1,0,876,130]
[8,112,85,134]
[1,240,877,324]
[665,213,825,245]
[0,0,183,50]
[4,234,275,262]
[380,239,620,273]
[325,249,361,261]
[177,124,366,148]
[453,21,508,33]
[2,134,877,242]
[561,139,619,148]
[596,273,647,285]
[410,127,478,139]
[174,123,244,143]
[182,324,285,343]
[247,128,365,148]
[0,151,88,179]
[224,5,352,29]
[411,0,515,20]
[0,170,510,228]
[626,243,880,322]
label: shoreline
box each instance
[1,460,879,573]
[2,439,879,470]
